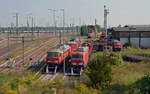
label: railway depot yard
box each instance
[1,1,150,94]
[0,28,150,94]
[0,48,150,94]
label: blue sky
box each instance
[0,0,150,27]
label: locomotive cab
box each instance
[46,52,60,64]
[111,40,122,51]
[71,53,85,66]
[67,38,80,51]
[71,46,89,75]
[46,44,71,73]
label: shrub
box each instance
[86,52,123,89]
[128,73,150,94]
[74,82,98,94]
[107,52,123,66]
[87,53,112,89]
[91,52,123,66]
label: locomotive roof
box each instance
[48,44,70,53]
[68,38,79,44]
[73,46,88,52]
[70,38,79,41]
[111,39,120,42]
[68,41,76,44]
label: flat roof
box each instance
[112,25,150,32]
[73,46,88,52]
[48,44,70,53]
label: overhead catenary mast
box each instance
[13,13,19,36]
[104,5,109,38]
[60,9,65,76]
[48,9,57,36]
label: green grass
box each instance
[121,47,150,54]
[0,72,98,94]
[103,62,150,94]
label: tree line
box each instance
[80,25,104,36]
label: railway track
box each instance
[0,36,54,64]
[37,73,58,82]
[0,33,72,73]
[0,33,79,83]
[14,39,58,66]
[37,37,88,82]
[0,37,59,72]
[122,54,150,62]
[0,34,54,62]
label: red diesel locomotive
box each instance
[46,44,71,73]
[46,38,80,73]
[111,39,122,51]
[70,41,93,75]
[82,41,93,53]
[67,38,80,51]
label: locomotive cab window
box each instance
[54,53,59,57]
[113,42,120,45]
[48,53,53,57]
[72,54,83,60]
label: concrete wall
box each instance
[120,38,128,46]
[141,38,150,48]
[120,38,150,48]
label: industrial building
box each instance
[110,25,150,48]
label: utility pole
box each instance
[104,5,109,38]
[60,9,65,76]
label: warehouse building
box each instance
[111,25,150,48]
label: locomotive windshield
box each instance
[112,42,120,45]
[47,53,53,57]
[54,53,59,57]
[72,54,83,60]
[47,52,58,57]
